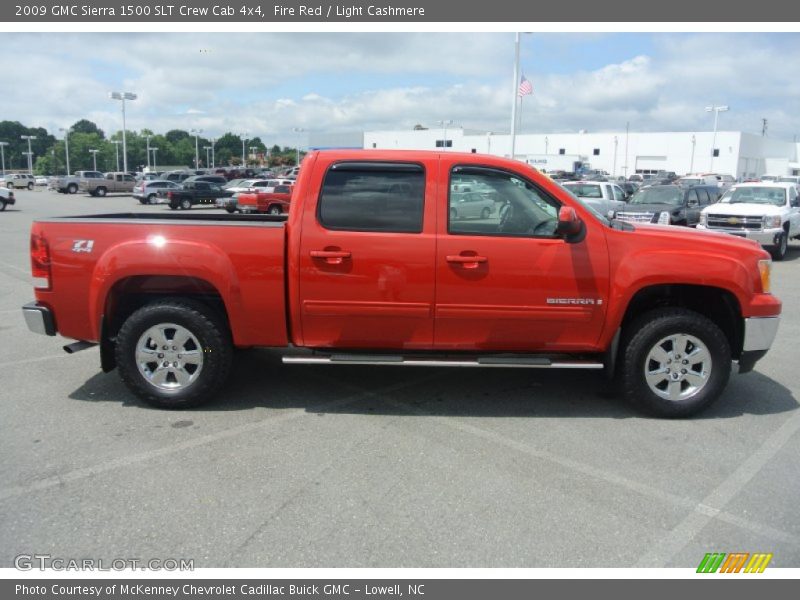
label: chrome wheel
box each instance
[644,333,712,402]
[135,323,203,392]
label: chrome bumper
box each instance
[743,317,780,352]
[22,302,56,336]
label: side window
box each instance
[318,163,425,233]
[106,174,114,180]
[612,186,624,201]
[449,167,560,237]
[196,182,209,190]
[604,185,613,199]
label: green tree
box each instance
[71,119,105,139]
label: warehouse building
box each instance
[363,129,800,179]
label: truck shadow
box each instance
[68,348,798,420]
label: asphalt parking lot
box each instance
[1,187,799,569]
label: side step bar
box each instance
[282,354,603,369]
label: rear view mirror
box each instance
[557,206,583,240]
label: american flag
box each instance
[518,74,533,98]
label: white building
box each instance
[364,129,800,179]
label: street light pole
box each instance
[240,132,248,168]
[613,136,618,177]
[89,149,99,171]
[150,148,158,171]
[690,134,696,174]
[191,129,202,169]
[437,120,453,151]
[292,128,305,166]
[510,32,521,160]
[705,104,729,172]
[145,135,151,170]
[111,140,121,171]
[21,135,37,174]
[210,138,215,168]
[59,128,71,175]
[0,142,8,176]
[109,91,137,173]
[204,146,212,169]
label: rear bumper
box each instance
[22,302,56,336]
[2,194,14,205]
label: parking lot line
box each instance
[0,371,441,504]
[634,408,800,566]
[376,394,800,554]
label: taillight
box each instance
[30,232,51,289]
[168,191,173,199]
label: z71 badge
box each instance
[71,240,94,253]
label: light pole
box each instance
[510,32,521,159]
[89,149,99,171]
[59,128,71,175]
[145,135,152,170]
[191,129,202,169]
[613,136,618,177]
[210,138,215,168]
[544,135,549,155]
[150,148,158,171]
[705,104,729,172]
[690,134,696,174]
[437,120,453,151]
[250,145,259,167]
[240,132,248,168]
[0,142,7,175]
[21,135,37,174]
[204,146,212,169]
[292,128,305,166]
[109,91,137,173]
[111,140,121,171]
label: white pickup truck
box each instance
[697,181,800,260]
[561,181,628,217]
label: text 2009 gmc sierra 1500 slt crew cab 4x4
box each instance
[22,150,782,417]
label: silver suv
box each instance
[3,173,35,190]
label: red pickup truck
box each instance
[22,150,781,417]
[237,184,294,214]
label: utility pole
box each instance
[761,118,768,137]
[509,32,521,159]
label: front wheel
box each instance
[115,299,233,409]
[67,184,78,194]
[225,205,236,214]
[771,232,788,261]
[267,205,282,215]
[147,194,157,205]
[96,187,107,197]
[180,198,192,210]
[619,308,731,418]
[27,182,34,190]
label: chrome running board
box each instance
[282,353,604,369]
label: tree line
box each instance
[0,119,305,174]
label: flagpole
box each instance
[510,32,520,160]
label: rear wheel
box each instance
[267,205,282,215]
[115,299,232,409]
[180,198,192,210]
[481,207,491,219]
[771,231,788,261]
[147,194,157,205]
[27,182,34,190]
[619,308,731,418]
[67,183,78,194]
[96,187,107,197]
[225,205,236,214]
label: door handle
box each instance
[446,254,487,269]
[310,250,351,265]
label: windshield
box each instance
[719,187,786,206]
[629,187,683,206]
[677,178,701,187]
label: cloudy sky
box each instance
[4,32,800,144]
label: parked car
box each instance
[561,181,627,217]
[3,173,35,190]
[132,180,182,205]
[183,175,228,186]
[21,149,781,417]
[678,174,720,188]
[236,185,294,215]
[714,174,736,191]
[615,185,719,226]
[450,191,496,220]
[163,171,194,184]
[224,179,271,194]
[34,175,50,186]
[619,181,640,198]
[697,181,800,260]
[79,172,137,196]
[0,187,15,210]
[159,180,233,210]
[49,171,104,194]
[778,176,800,186]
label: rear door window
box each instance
[318,163,425,233]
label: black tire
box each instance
[225,205,236,214]
[67,184,78,194]
[267,205,282,215]
[180,198,192,210]
[96,187,107,197]
[147,194,157,205]
[619,308,731,418]
[138,198,148,205]
[115,298,232,409]
[0,201,6,211]
[481,207,491,219]
[27,182,34,190]
[168,203,178,210]
[771,231,788,261]
[5,182,13,190]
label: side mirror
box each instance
[557,206,583,238]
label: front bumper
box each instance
[738,316,780,374]
[2,193,15,205]
[698,225,783,246]
[22,302,56,336]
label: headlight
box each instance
[699,213,707,226]
[758,259,772,294]
[656,211,670,225]
[763,215,782,229]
